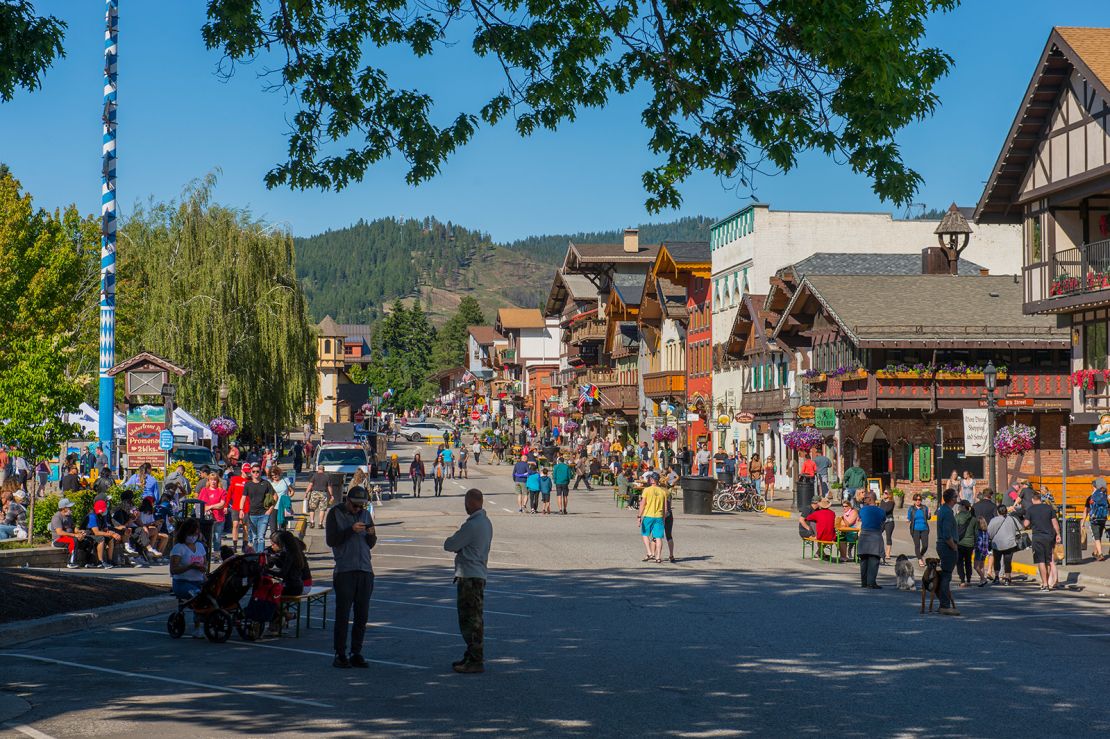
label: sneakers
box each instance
[124,542,139,555]
[453,661,484,674]
[333,654,351,669]
[938,607,962,616]
[349,653,369,668]
[66,561,80,569]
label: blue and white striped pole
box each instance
[98,0,118,465]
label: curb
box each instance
[0,595,176,647]
[763,506,793,519]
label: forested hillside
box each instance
[294,214,716,324]
[502,215,716,264]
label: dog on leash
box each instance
[895,554,915,591]
[920,557,957,613]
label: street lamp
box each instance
[161,382,176,473]
[218,380,229,412]
[983,361,998,493]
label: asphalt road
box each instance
[3,441,1110,737]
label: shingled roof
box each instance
[775,275,1067,347]
[782,252,987,279]
[468,325,506,345]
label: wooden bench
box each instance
[278,585,332,638]
[802,537,839,562]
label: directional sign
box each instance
[158,429,174,451]
[977,397,1035,408]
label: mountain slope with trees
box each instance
[502,215,716,265]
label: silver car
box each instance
[313,443,370,488]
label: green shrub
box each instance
[890,488,905,498]
[830,481,844,490]
[31,494,59,540]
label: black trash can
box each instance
[1066,517,1082,565]
[795,476,815,512]
[681,476,717,515]
[716,469,735,487]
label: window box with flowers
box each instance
[876,363,934,380]
[1071,368,1110,390]
[802,369,826,384]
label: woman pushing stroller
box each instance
[169,519,208,638]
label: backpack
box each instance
[1092,488,1109,521]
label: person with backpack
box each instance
[1085,477,1109,562]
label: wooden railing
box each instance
[643,370,685,397]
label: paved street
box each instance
[3,442,1110,737]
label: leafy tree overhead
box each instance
[6,0,959,211]
[0,0,65,102]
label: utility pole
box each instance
[98,0,119,465]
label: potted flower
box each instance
[784,427,824,451]
[891,488,905,509]
[652,426,678,443]
[994,422,1036,457]
[209,416,238,437]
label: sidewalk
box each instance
[765,500,1110,591]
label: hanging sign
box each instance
[717,414,731,426]
[962,408,990,456]
[734,412,755,424]
[814,407,836,429]
[797,405,816,420]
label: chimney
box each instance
[623,228,639,253]
[979,268,990,276]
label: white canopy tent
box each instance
[173,408,214,444]
[64,403,213,445]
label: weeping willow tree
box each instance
[117,175,317,435]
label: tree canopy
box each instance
[350,301,436,411]
[5,0,959,211]
[430,296,486,373]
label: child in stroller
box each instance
[167,519,279,642]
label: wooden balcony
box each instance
[1023,238,1110,314]
[568,319,607,345]
[741,388,788,415]
[643,370,685,398]
[809,372,1070,411]
[581,367,637,387]
[496,347,519,367]
[599,385,639,413]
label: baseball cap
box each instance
[59,497,75,509]
[12,490,25,502]
[241,463,251,473]
[93,500,108,515]
[347,486,369,504]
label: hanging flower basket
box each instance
[784,427,824,451]
[562,420,579,432]
[652,426,678,442]
[209,416,239,437]
[994,423,1036,457]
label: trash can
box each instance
[795,476,815,512]
[681,476,717,515]
[716,469,735,487]
[1065,517,1082,565]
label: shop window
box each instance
[897,441,913,482]
[1085,321,1108,370]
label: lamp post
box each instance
[161,382,176,473]
[984,361,998,493]
[218,380,230,455]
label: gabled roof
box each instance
[660,241,710,264]
[317,315,372,338]
[468,325,506,345]
[317,315,341,336]
[496,308,546,330]
[781,252,986,278]
[545,270,599,315]
[105,352,189,379]
[566,242,660,265]
[611,272,647,307]
[774,274,1067,347]
[336,322,373,338]
[976,27,1110,223]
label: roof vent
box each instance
[989,291,1000,298]
[623,228,640,253]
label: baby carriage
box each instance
[166,552,281,642]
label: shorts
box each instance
[228,509,239,524]
[1032,535,1055,564]
[664,514,674,541]
[1092,519,1107,540]
[556,484,569,497]
[515,482,527,496]
[641,516,664,539]
[541,493,550,502]
[172,580,203,601]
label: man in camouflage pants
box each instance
[444,488,493,673]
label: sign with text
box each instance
[814,407,836,429]
[127,404,167,468]
[962,408,990,457]
[977,397,1034,408]
[734,412,754,424]
[797,405,816,420]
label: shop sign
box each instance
[779,421,794,435]
[1091,415,1110,445]
[734,412,754,424]
[126,404,167,468]
[716,414,731,426]
[814,407,836,429]
[687,412,700,422]
[962,408,989,456]
[797,405,816,420]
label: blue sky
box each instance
[0,3,1102,240]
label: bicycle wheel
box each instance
[718,492,738,512]
[750,494,767,513]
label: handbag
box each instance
[1013,517,1032,551]
[1082,523,1089,551]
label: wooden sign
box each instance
[734,412,755,424]
[797,405,816,420]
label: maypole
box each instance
[98,0,118,463]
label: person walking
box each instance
[470,438,482,466]
[907,493,931,567]
[695,443,710,477]
[959,471,976,506]
[552,456,572,515]
[857,491,885,589]
[385,454,400,498]
[539,467,553,514]
[512,455,530,512]
[292,440,304,476]
[410,453,426,497]
[935,489,960,616]
[1085,477,1109,562]
[326,485,376,668]
[572,456,593,491]
[879,489,896,563]
[525,462,541,514]
[987,504,1021,585]
[442,445,455,479]
[1024,490,1061,590]
[242,463,275,553]
[433,457,446,497]
[637,472,669,564]
[444,488,492,674]
[458,446,469,479]
[955,500,976,587]
[663,484,676,563]
[813,449,832,498]
[304,463,333,529]
[842,462,866,503]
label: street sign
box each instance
[734,412,754,424]
[814,407,836,429]
[1061,425,1067,450]
[158,429,174,451]
[780,421,794,435]
[977,397,1034,408]
[471,410,480,421]
[797,405,816,420]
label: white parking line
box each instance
[380,579,554,599]
[114,627,428,669]
[373,598,529,617]
[4,724,56,739]
[0,652,332,707]
[374,552,528,567]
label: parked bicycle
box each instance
[712,482,767,513]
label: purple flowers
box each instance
[994,423,1036,457]
[784,427,824,451]
[652,426,678,442]
[209,416,238,437]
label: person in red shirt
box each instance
[803,497,836,542]
[227,463,250,553]
[800,450,817,478]
[196,471,228,557]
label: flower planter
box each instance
[804,374,827,384]
[934,372,1008,381]
[876,371,929,380]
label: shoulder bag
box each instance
[1012,516,1031,551]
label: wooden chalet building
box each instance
[773,274,1069,493]
[977,26,1110,476]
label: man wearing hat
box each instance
[325,485,377,668]
[801,497,836,545]
[51,498,90,568]
[86,498,123,568]
[227,463,251,552]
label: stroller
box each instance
[166,551,281,642]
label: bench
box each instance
[278,585,332,638]
[1026,475,1092,518]
[802,537,840,562]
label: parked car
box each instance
[397,422,451,442]
[169,443,222,472]
[313,442,370,488]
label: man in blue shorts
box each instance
[637,472,669,563]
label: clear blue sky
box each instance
[0,3,1102,240]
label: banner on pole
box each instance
[962,409,990,456]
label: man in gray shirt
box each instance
[935,488,960,616]
[813,452,832,497]
[325,485,377,668]
[444,488,493,674]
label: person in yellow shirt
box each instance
[637,472,669,563]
